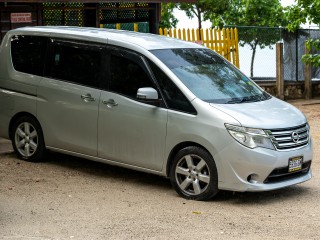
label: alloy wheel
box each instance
[175,154,211,196]
[14,122,38,158]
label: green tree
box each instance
[159,3,178,29]
[286,0,320,67]
[178,0,229,30]
[213,0,285,77]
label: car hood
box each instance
[210,97,307,129]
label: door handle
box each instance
[81,94,96,102]
[102,99,118,108]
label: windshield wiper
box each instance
[227,95,263,104]
[226,98,247,104]
[247,95,263,102]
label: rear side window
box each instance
[11,35,47,76]
[46,40,102,88]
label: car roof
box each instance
[9,26,202,50]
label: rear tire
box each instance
[170,146,219,201]
[11,116,45,162]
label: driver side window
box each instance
[109,50,156,99]
[148,60,197,114]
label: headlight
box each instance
[306,122,311,140]
[225,124,275,150]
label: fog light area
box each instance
[247,174,259,184]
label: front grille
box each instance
[265,124,309,151]
[264,161,311,184]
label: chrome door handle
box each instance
[81,94,96,102]
[102,99,118,108]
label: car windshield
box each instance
[150,48,270,104]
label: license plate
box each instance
[288,156,303,173]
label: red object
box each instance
[11,13,32,23]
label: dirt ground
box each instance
[0,99,319,240]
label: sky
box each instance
[174,0,296,29]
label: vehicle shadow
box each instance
[2,150,313,204]
[212,186,312,204]
[45,151,172,191]
[46,152,313,204]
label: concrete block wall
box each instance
[258,81,320,100]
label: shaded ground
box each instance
[0,100,319,240]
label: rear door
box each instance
[98,47,168,171]
[37,39,103,156]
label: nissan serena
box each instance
[0,27,312,200]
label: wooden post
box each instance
[234,28,240,68]
[304,42,312,99]
[36,3,43,26]
[276,42,284,100]
[95,3,99,28]
[149,3,159,34]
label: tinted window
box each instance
[47,41,102,88]
[151,48,271,104]
[109,51,155,99]
[148,61,196,114]
[11,35,47,76]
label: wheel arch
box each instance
[166,141,213,177]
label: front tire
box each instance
[170,146,219,201]
[12,116,45,162]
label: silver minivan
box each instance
[0,27,312,200]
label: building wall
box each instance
[0,2,159,42]
[0,3,39,40]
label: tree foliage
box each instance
[286,0,320,30]
[302,39,320,67]
[178,0,229,30]
[159,3,178,29]
[286,0,320,67]
[212,0,285,77]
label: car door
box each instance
[98,47,167,171]
[37,39,103,156]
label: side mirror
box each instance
[137,87,161,106]
[137,87,158,100]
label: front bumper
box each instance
[214,138,313,192]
